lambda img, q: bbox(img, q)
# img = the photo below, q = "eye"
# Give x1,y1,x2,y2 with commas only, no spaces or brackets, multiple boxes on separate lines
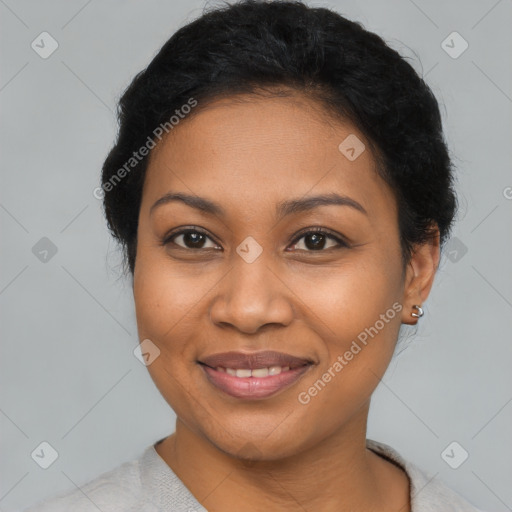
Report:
163,228,221,250
162,226,348,252
288,228,348,252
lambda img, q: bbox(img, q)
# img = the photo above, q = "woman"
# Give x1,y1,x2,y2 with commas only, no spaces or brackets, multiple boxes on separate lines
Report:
26,1,483,510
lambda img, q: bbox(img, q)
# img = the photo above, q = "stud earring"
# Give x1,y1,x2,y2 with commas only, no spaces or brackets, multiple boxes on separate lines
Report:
411,305,424,318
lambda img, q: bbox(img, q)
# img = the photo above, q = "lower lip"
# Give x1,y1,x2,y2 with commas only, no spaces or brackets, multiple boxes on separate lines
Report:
200,364,312,400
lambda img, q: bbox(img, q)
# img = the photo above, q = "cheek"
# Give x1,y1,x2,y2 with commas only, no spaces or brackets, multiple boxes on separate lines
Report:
289,247,403,343
133,244,213,346
289,248,404,407
132,248,209,417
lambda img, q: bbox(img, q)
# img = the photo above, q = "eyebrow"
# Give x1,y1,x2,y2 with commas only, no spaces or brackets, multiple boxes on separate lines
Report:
275,192,367,219
150,192,224,217
149,191,367,218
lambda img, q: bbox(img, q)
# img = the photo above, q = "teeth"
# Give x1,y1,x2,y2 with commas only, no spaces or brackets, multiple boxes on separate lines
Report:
251,367,269,378
217,365,291,378
270,365,289,376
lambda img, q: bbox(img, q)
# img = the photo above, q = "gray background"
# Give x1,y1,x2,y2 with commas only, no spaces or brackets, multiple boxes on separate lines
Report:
1,0,511,510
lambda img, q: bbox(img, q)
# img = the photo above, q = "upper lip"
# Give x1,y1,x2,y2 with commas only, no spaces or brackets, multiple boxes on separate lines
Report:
198,350,314,370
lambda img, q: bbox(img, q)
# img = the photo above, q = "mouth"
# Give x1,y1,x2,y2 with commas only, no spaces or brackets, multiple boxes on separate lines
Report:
197,350,315,400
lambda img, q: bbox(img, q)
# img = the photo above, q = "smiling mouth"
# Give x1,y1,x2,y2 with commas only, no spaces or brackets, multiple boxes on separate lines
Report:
198,361,313,400
200,364,300,377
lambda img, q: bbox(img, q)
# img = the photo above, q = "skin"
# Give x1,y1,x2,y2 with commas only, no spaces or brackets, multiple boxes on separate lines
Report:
132,90,440,512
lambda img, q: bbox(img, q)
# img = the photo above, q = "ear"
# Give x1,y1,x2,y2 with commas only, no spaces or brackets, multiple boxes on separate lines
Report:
401,225,441,325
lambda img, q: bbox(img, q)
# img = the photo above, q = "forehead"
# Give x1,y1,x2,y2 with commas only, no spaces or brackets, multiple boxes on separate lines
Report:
143,93,394,221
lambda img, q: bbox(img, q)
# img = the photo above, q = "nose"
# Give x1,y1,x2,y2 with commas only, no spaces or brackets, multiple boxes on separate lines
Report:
209,254,294,334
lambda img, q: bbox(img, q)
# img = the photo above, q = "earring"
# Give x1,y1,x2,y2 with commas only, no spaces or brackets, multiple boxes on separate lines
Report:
411,305,424,318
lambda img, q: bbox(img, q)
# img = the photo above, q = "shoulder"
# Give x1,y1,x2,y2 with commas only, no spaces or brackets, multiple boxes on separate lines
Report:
367,439,485,512
23,452,146,512
23,442,205,512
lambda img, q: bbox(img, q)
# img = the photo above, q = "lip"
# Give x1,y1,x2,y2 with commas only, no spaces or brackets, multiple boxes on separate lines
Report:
199,363,312,400
198,350,313,370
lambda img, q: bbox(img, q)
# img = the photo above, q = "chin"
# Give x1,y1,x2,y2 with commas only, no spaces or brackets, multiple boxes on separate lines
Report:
204,425,311,462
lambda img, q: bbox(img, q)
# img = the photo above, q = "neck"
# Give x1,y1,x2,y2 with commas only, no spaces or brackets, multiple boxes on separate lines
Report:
155,404,409,511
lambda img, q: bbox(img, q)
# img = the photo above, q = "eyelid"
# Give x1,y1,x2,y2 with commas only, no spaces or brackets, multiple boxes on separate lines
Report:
161,225,221,248
162,225,349,251
289,226,349,248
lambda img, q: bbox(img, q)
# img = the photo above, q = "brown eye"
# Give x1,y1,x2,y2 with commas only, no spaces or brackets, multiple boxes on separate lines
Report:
166,229,220,250
289,229,347,252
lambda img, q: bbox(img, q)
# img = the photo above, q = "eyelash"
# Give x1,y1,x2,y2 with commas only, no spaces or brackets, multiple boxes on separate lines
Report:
289,226,349,250
161,226,349,252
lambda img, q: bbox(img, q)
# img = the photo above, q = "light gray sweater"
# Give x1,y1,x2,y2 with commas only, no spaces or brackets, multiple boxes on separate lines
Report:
24,438,483,511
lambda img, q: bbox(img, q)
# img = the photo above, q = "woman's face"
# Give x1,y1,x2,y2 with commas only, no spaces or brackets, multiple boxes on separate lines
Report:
133,92,422,460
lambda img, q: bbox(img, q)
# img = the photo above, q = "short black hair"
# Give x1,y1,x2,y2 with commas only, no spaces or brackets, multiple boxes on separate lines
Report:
101,0,457,276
